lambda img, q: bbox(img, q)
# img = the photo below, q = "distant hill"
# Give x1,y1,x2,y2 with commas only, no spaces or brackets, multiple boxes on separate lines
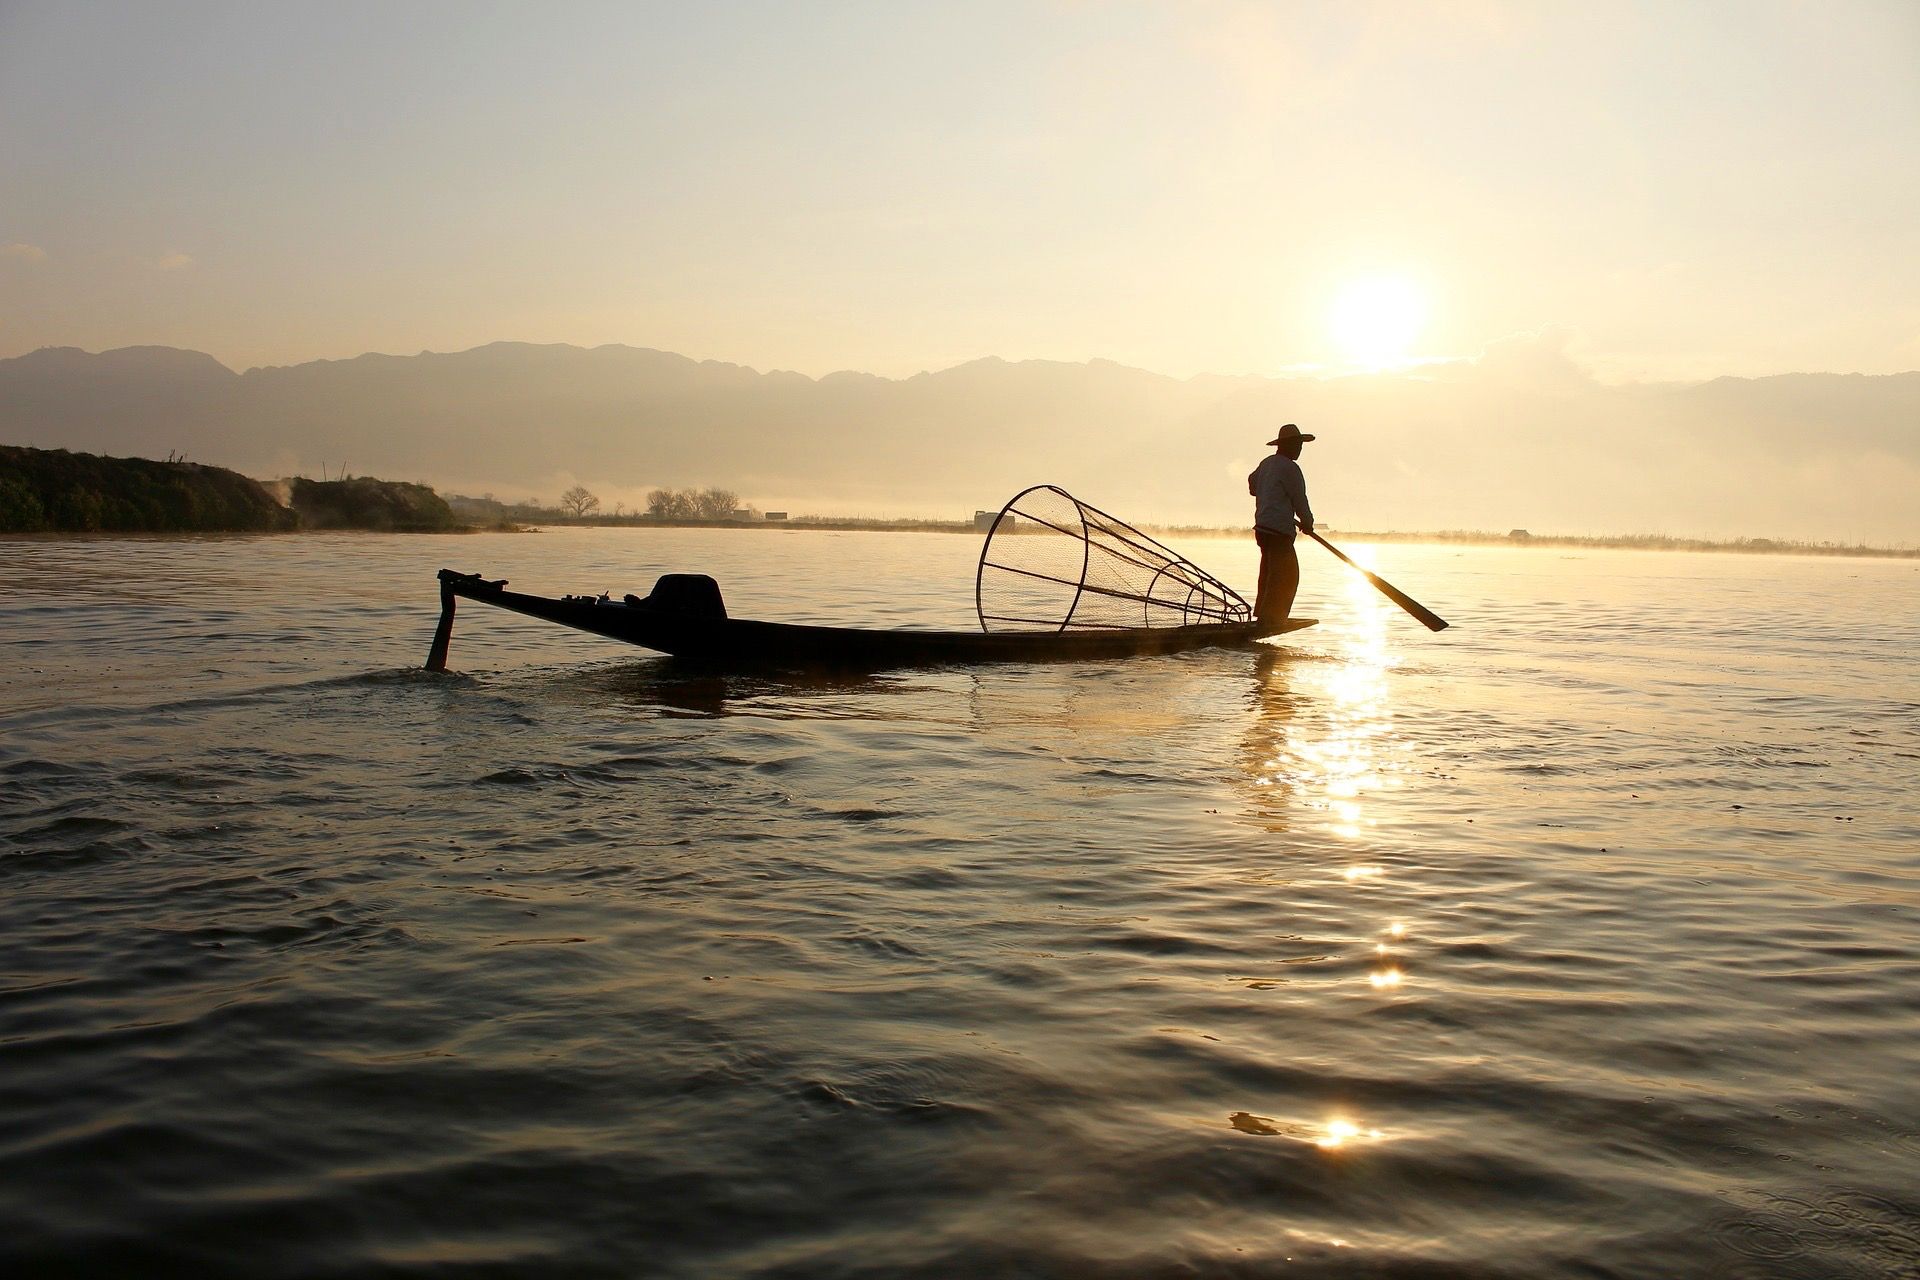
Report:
2,341,1916,542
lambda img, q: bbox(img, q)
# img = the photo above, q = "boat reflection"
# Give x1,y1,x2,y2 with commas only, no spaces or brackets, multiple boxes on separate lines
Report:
526,661,922,718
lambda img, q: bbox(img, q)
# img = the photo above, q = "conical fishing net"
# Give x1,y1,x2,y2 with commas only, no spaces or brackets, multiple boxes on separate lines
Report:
975,485,1252,632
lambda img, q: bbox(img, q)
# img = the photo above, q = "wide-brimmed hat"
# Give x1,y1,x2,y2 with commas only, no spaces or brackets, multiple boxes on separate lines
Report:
1266,423,1316,446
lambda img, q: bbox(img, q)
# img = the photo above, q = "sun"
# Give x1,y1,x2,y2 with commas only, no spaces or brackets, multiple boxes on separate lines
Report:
1328,277,1427,368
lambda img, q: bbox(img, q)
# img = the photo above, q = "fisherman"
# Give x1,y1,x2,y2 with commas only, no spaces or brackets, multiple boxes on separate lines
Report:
1247,423,1314,628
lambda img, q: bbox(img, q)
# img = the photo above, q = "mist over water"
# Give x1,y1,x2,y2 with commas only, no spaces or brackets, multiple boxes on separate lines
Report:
2,529,1916,1277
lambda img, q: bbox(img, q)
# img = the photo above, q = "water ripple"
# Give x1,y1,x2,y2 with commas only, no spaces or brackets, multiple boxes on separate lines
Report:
1,532,1916,1276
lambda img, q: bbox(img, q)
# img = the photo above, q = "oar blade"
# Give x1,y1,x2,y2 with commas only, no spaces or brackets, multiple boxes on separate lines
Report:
1364,571,1449,631
1303,530,1449,632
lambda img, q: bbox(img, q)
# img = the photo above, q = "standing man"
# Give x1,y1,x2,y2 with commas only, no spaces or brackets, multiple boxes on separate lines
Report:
1247,423,1315,629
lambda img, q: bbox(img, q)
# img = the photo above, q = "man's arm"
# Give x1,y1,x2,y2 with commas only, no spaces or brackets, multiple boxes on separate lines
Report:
1288,468,1314,534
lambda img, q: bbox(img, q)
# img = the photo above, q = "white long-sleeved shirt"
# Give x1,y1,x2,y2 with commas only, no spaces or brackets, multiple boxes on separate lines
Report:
1249,454,1313,534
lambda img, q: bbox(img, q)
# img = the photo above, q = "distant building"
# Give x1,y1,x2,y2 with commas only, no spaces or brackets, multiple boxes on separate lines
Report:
975,510,1014,531
1508,529,1532,540
731,509,751,520
764,511,788,521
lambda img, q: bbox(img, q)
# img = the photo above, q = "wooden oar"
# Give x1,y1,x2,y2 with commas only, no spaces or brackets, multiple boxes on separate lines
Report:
1301,528,1449,631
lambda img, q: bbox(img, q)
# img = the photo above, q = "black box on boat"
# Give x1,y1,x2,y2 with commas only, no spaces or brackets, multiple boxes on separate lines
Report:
626,574,727,619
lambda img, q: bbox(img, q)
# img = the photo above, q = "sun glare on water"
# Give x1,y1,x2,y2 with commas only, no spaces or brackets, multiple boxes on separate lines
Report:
1328,277,1427,368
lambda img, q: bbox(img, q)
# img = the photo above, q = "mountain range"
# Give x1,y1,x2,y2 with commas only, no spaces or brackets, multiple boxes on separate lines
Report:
3,339,1916,542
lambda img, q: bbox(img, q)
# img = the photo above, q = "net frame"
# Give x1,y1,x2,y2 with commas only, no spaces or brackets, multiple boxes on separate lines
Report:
973,484,1253,633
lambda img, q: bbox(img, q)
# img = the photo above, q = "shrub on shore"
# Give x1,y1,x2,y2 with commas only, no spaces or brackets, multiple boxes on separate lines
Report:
0,445,297,533
288,476,459,531
0,446,463,534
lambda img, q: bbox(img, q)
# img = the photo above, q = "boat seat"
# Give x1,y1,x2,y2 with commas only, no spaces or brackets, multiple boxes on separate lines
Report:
624,573,728,619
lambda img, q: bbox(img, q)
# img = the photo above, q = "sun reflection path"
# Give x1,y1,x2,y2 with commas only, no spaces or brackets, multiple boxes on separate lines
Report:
1228,1111,1390,1152
1249,555,1404,841
1367,917,1413,991
1244,551,1423,999
1315,1117,1385,1149
1232,559,1424,1164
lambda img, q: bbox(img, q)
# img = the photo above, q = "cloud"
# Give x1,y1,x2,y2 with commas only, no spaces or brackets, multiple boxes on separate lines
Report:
156,252,195,271
1468,326,1595,389
2,243,48,263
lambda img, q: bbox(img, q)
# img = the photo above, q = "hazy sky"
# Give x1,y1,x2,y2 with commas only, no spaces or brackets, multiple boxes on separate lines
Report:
3,1,1917,382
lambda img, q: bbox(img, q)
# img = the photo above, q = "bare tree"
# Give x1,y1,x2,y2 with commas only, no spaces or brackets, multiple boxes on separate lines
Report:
559,485,601,518
647,487,692,519
693,487,739,520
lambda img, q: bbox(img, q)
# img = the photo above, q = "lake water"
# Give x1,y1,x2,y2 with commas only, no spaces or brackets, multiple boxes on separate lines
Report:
2,528,1916,1278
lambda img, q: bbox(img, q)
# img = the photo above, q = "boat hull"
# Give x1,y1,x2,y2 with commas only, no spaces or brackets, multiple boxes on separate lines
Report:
434,571,1314,670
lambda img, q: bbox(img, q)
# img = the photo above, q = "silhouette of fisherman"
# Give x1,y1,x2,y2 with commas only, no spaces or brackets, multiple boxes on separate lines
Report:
1247,423,1314,629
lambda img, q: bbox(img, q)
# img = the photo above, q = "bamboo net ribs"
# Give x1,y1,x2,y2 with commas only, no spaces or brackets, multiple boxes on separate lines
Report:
974,485,1252,633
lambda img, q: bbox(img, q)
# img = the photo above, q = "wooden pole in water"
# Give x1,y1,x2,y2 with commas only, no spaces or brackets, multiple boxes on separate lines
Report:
425,581,457,670
1302,528,1450,632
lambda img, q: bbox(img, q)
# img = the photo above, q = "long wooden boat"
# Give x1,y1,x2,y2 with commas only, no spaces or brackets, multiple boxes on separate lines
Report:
427,569,1314,670
424,485,1319,671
